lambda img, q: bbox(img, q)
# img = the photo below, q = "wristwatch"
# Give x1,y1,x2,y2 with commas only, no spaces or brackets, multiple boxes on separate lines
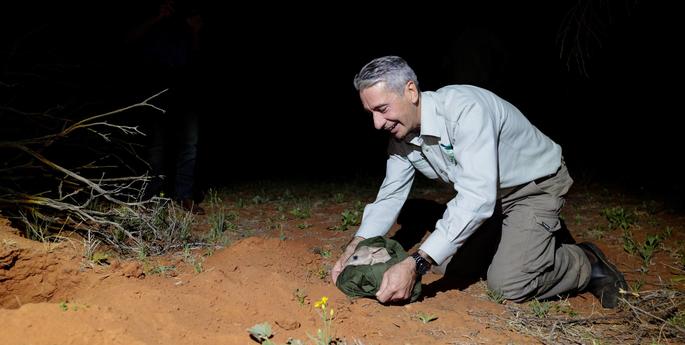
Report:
411,252,431,276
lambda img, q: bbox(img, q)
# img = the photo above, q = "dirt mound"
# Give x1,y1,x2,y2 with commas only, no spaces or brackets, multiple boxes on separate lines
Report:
0,217,535,345
0,218,83,309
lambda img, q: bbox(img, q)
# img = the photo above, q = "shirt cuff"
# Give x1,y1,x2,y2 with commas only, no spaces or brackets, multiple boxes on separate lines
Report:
419,231,459,266
355,221,389,239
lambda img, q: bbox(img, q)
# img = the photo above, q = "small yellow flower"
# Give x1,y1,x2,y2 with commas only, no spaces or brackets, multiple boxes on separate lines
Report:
330,308,334,317
314,296,328,309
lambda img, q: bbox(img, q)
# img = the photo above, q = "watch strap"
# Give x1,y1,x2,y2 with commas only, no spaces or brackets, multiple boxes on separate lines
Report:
411,252,431,275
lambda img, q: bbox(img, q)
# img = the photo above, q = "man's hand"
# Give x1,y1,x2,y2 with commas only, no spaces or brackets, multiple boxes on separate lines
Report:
331,236,365,284
375,257,417,303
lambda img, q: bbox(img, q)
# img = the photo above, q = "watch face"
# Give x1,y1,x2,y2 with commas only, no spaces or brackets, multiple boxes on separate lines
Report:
412,253,429,275
419,261,429,275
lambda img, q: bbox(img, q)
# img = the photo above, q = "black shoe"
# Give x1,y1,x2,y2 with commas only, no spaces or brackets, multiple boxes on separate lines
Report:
577,242,628,308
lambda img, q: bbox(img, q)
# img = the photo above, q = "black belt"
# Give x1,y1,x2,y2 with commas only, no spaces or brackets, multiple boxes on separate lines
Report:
533,165,561,184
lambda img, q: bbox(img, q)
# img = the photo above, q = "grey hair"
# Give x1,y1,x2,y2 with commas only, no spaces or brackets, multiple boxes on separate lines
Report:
353,56,419,94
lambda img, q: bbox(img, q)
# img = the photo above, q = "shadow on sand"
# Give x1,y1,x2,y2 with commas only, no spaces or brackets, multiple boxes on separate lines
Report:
390,198,576,299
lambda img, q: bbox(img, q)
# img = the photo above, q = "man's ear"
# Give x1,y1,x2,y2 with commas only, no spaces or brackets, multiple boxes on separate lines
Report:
405,81,419,104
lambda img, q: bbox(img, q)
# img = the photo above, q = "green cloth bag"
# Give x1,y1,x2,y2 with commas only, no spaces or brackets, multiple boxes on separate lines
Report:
335,236,422,302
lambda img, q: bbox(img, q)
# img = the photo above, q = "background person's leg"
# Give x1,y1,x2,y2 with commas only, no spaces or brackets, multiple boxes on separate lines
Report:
144,114,167,200
174,110,203,214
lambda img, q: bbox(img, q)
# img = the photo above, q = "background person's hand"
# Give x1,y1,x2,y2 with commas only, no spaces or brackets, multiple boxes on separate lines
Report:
331,236,364,284
186,14,203,33
159,0,175,18
375,257,417,303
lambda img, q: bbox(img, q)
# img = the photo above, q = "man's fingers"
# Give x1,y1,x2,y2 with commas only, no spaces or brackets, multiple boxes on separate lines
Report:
331,264,341,283
331,255,348,284
375,273,391,302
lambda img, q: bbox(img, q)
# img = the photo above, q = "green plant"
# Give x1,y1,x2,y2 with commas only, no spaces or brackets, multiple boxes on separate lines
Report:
90,251,110,265
315,265,329,280
148,265,177,276
663,226,673,238
136,243,149,262
622,229,638,255
641,200,660,215
289,205,311,219
667,311,685,328
183,245,204,273
293,288,307,306
631,277,645,294
486,288,506,304
248,322,275,344
206,188,222,206
280,189,294,201
341,209,361,226
332,192,345,203
58,301,68,312
312,247,332,259
601,206,637,230
638,234,661,268
553,301,577,317
329,203,363,231
252,195,269,205
586,225,607,240
414,312,438,324
297,222,311,230
530,299,551,318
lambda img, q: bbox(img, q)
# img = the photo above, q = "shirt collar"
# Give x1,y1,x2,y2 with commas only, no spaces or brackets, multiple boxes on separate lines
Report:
408,91,439,146
419,92,440,138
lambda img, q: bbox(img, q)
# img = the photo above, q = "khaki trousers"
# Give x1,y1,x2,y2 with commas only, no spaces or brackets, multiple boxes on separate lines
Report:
434,161,591,301
487,161,591,301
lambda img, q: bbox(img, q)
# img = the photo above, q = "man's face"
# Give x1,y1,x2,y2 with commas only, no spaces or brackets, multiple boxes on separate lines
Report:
359,82,420,140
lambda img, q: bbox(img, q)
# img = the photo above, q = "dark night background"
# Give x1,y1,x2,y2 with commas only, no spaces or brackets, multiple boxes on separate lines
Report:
1,1,682,205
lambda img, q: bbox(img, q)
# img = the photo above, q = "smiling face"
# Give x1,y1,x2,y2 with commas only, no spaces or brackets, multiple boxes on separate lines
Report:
359,81,421,140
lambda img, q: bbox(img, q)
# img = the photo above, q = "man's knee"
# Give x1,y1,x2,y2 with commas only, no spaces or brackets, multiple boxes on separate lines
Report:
486,266,536,302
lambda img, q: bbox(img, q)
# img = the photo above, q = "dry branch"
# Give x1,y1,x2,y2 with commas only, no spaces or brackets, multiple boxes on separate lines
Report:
0,89,209,256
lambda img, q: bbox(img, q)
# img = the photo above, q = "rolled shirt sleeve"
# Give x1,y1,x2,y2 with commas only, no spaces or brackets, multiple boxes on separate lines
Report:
419,102,498,265
355,151,415,239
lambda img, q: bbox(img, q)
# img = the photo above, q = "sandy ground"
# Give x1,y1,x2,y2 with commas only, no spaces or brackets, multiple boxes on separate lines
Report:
1,181,684,344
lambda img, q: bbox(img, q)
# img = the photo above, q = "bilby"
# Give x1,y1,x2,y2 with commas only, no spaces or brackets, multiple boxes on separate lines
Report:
344,246,392,267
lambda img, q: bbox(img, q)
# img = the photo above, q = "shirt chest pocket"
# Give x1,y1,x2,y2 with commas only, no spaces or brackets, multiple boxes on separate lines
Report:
408,153,438,180
439,143,457,165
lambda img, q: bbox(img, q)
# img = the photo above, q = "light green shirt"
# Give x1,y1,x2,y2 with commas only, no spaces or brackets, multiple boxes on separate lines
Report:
356,85,562,265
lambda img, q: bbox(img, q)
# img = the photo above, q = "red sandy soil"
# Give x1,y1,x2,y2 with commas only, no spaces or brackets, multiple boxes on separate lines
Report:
1,181,684,345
